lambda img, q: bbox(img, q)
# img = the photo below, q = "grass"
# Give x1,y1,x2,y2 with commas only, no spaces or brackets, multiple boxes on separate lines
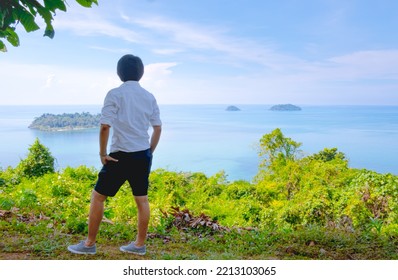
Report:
1,162,398,260
1,217,398,260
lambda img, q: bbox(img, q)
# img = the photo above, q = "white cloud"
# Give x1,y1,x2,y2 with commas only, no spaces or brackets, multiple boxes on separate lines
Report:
140,62,178,94
152,48,185,55
52,6,308,71
88,45,132,54
132,16,283,67
0,61,181,105
54,4,145,43
327,50,398,80
43,74,56,89
0,62,119,105
2,2,398,106
137,48,398,105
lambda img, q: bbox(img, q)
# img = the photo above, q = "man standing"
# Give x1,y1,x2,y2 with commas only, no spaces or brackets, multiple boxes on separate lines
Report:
68,54,162,255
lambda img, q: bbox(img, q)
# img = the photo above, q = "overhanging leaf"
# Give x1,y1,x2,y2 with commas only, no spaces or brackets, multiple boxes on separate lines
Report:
22,0,40,16
1,0,99,50
44,28,54,39
43,0,67,12
37,6,53,26
16,8,40,32
36,6,54,38
5,27,19,47
0,9,6,28
0,40,7,52
75,0,98,8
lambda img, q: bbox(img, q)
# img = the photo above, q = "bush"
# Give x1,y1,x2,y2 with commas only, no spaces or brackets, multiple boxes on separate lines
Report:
2,128,398,248
17,138,55,178
342,170,398,229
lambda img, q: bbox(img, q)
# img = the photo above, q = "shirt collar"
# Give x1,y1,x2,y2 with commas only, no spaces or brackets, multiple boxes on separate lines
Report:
123,80,140,85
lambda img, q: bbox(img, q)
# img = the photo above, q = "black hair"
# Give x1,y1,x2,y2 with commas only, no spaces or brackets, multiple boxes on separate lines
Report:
117,54,144,82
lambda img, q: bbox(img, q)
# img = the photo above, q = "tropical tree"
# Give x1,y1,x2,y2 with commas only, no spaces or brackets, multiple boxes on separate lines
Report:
257,128,302,172
308,147,347,163
17,138,55,178
0,0,98,52
255,129,302,200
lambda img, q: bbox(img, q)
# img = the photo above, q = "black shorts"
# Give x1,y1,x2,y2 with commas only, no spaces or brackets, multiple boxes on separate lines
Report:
94,149,152,197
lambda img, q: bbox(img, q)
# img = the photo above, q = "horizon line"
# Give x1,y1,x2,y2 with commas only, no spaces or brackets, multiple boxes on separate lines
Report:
1,103,398,107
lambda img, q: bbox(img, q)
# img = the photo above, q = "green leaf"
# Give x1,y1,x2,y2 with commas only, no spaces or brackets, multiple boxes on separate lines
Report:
44,28,55,39
0,9,6,27
0,40,7,52
37,6,54,26
43,0,67,12
16,8,40,32
36,6,54,38
3,6,19,29
22,0,40,16
75,0,98,8
5,27,19,47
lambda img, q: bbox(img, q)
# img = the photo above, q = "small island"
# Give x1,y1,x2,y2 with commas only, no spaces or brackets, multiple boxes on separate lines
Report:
226,105,241,111
29,112,101,131
269,104,302,111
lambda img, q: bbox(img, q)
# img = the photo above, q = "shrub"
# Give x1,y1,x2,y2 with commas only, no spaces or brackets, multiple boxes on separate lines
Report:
0,197,15,210
17,138,55,178
343,170,398,229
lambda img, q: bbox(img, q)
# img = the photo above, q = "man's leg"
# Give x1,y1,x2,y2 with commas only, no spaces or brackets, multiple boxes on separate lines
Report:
86,190,107,246
134,195,150,247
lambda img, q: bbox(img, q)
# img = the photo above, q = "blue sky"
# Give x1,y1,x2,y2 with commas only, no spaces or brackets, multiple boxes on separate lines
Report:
1,0,398,105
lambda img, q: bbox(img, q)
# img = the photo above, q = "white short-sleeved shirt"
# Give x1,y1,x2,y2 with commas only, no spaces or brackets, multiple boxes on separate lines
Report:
100,81,162,153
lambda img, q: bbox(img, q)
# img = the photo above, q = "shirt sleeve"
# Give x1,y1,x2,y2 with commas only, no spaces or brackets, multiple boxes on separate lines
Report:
100,91,118,126
150,98,162,126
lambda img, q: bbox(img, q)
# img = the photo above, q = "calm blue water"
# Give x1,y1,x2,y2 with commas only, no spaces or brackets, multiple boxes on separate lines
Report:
0,104,397,181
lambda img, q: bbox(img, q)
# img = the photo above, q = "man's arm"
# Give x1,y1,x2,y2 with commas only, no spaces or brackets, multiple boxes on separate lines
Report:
150,125,162,153
99,124,118,165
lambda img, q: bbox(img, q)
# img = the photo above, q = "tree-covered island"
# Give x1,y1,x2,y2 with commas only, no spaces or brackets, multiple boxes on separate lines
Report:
270,104,302,111
29,112,101,131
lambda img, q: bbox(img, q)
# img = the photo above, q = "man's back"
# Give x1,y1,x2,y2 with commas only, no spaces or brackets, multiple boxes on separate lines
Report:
100,80,162,153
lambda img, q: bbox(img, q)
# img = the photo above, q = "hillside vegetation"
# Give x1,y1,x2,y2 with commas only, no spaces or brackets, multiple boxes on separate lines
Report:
29,112,100,131
1,129,398,260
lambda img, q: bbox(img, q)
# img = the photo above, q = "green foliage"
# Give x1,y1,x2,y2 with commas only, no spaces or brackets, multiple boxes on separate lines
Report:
0,196,15,210
252,129,398,237
0,0,98,52
342,170,398,230
1,129,398,236
308,147,347,163
257,128,302,175
1,128,398,259
16,138,55,178
0,166,21,186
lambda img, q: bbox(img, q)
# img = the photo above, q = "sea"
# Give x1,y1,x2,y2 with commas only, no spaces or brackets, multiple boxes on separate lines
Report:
0,104,397,181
